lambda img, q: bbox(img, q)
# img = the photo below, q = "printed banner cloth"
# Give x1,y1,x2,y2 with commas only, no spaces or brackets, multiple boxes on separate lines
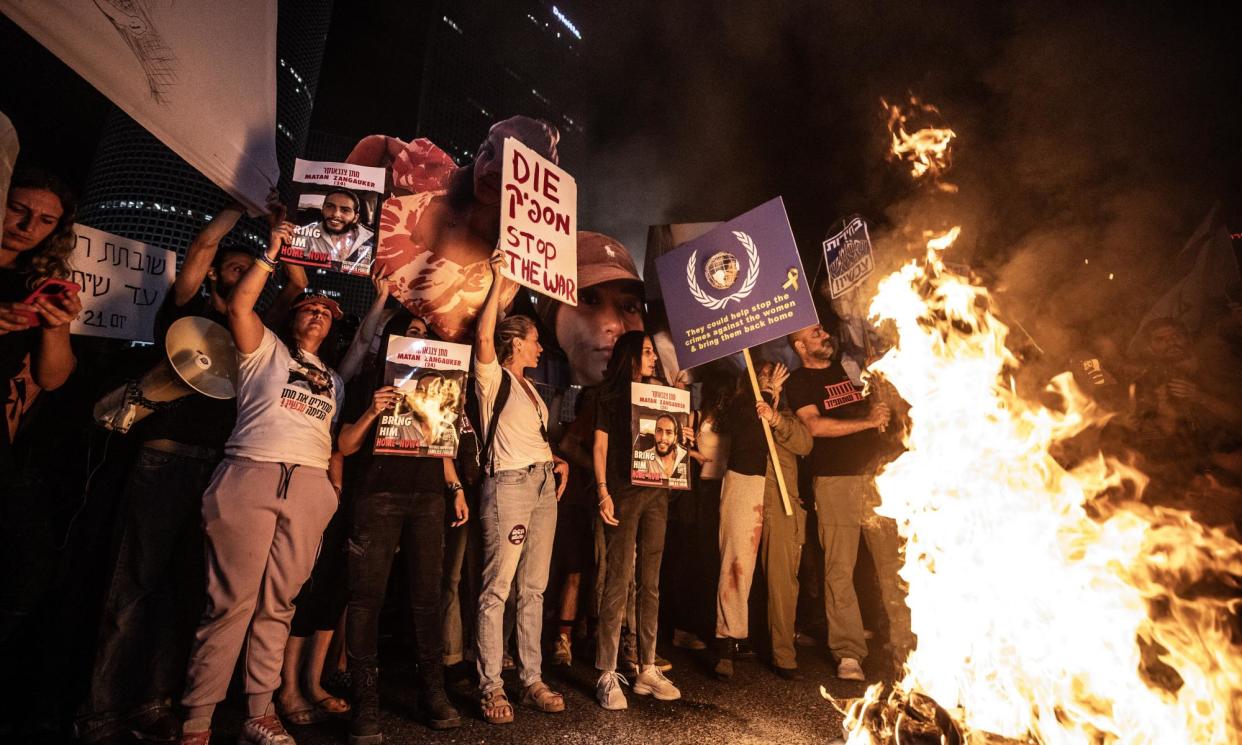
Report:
69,224,176,342
630,382,691,490
375,335,470,457
1,0,279,212
655,197,820,370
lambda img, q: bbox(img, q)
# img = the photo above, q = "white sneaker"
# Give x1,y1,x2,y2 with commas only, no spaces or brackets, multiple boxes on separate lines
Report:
672,629,706,650
837,657,866,681
238,714,296,745
633,664,681,701
596,671,629,710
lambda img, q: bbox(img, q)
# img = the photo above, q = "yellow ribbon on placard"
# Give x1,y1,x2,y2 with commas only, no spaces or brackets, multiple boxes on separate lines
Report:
783,268,799,292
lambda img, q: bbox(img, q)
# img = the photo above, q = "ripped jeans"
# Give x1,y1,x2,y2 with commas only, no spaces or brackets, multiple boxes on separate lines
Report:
346,490,446,684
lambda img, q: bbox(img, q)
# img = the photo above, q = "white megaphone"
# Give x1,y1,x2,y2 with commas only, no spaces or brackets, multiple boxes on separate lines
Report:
93,316,238,433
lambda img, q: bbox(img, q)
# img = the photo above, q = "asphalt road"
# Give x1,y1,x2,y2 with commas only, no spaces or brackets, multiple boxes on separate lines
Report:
202,641,876,745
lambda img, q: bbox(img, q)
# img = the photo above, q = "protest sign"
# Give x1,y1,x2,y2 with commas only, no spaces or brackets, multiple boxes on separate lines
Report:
374,335,470,457
69,225,176,343
629,382,691,490
498,137,577,305
822,215,874,299
283,158,385,276
655,197,819,371
0,0,279,212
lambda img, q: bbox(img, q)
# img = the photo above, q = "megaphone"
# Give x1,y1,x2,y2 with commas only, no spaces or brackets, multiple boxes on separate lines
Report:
94,316,238,433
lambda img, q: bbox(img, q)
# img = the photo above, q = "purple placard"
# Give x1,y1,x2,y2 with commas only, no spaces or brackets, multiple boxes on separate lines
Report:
655,197,820,370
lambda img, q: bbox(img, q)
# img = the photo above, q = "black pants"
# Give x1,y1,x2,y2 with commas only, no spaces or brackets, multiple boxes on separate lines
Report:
662,478,721,643
346,490,445,686
80,444,213,724
290,502,350,637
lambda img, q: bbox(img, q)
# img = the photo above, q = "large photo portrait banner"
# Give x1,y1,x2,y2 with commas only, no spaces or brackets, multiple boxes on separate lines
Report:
375,335,471,458
629,382,691,491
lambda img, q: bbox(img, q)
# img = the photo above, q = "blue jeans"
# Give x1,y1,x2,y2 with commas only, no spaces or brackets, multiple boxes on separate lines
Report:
475,462,557,692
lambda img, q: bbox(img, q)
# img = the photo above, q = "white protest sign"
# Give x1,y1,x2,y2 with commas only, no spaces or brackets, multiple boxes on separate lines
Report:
69,225,176,342
822,216,875,299
499,137,578,305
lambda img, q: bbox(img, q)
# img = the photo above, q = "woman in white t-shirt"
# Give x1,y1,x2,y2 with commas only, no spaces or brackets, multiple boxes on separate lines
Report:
178,217,344,745
472,251,569,724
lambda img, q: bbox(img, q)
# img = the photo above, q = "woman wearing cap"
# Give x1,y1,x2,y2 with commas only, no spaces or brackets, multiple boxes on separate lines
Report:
178,215,345,745
473,250,569,724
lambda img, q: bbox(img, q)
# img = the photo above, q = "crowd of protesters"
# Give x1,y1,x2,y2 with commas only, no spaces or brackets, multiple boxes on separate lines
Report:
2,116,1240,745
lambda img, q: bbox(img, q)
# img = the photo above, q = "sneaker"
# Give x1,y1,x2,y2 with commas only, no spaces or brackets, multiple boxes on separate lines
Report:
714,637,734,680
552,632,573,666
837,658,866,681
773,665,804,681
239,714,295,744
128,704,180,743
672,629,706,651
632,664,681,701
596,671,628,710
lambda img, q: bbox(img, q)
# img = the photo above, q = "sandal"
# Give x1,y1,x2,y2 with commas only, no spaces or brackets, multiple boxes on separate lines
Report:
480,687,514,724
521,681,566,713
314,695,351,716
275,699,327,726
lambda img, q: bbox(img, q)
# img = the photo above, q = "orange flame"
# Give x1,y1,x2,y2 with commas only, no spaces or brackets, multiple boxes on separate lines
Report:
837,227,1242,743
884,96,958,193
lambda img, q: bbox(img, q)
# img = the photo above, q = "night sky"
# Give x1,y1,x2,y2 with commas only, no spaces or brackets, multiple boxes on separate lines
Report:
4,1,1240,351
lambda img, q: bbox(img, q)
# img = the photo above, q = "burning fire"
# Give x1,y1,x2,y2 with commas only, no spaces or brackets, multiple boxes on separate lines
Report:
884,96,958,193
834,227,1242,744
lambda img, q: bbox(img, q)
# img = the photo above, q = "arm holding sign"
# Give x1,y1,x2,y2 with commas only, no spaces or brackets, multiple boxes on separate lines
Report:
338,385,400,456
229,211,295,354
474,251,510,366
338,269,392,383
173,200,245,307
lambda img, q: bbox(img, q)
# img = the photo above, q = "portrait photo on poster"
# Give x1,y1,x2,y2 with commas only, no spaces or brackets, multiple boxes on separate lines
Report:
373,335,471,458
629,381,691,490
283,158,386,276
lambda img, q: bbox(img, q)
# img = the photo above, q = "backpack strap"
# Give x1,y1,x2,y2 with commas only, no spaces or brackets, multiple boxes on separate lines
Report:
482,369,512,477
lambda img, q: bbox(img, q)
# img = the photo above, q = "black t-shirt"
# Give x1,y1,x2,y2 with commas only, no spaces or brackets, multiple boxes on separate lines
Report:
595,384,632,488
345,361,447,496
127,292,237,448
717,390,769,477
785,362,884,477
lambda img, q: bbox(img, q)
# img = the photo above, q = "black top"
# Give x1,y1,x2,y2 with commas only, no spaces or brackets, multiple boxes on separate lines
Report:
346,360,447,496
0,269,41,468
717,389,770,477
128,292,237,449
785,362,884,477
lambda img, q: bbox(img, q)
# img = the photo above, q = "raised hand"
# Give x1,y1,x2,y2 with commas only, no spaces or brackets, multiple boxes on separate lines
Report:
370,385,401,417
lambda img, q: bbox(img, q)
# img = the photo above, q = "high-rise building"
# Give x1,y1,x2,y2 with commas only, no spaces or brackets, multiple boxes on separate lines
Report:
76,1,333,271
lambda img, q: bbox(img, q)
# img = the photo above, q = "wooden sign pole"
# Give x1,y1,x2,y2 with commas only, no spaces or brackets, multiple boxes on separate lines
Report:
742,347,793,516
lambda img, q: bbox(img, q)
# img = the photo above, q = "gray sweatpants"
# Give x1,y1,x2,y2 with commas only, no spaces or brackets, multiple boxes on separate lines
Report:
181,457,338,720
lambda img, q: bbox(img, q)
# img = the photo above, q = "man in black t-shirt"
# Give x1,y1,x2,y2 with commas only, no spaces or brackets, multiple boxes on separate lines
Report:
784,323,912,683
77,198,307,745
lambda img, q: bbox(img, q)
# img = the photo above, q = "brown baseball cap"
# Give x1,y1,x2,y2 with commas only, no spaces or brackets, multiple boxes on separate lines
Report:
535,231,642,328
291,291,344,320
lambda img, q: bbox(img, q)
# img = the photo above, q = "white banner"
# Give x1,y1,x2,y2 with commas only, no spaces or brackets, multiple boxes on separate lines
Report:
499,137,578,305
69,224,176,342
0,0,279,212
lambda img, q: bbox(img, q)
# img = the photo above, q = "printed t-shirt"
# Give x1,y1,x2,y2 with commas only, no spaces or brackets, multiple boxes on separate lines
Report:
474,355,552,472
785,362,883,477
129,292,237,449
225,327,342,469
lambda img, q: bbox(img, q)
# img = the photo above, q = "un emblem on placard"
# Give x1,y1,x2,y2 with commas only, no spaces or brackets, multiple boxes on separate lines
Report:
686,231,760,310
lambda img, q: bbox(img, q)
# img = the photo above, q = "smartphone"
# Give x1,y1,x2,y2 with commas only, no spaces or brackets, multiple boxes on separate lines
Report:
15,278,80,324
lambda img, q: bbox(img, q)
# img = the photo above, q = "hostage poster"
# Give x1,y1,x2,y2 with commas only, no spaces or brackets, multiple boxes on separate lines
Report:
630,382,691,490
283,158,385,276
374,335,470,457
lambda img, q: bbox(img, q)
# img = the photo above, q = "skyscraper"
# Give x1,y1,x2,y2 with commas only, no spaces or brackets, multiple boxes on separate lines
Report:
76,1,333,266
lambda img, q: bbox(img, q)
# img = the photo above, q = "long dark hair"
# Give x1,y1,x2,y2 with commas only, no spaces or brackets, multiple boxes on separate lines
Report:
600,331,660,404
7,166,77,285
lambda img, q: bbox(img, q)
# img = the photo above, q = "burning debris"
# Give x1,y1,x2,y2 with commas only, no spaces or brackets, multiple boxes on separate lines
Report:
883,96,958,194
828,99,1242,745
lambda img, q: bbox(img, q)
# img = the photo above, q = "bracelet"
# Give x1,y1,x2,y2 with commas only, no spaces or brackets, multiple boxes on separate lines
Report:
254,258,275,273
446,481,463,494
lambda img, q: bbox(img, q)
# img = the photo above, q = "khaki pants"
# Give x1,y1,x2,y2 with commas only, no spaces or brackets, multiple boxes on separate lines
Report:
761,476,806,669
813,475,912,662
715,471,765,640
181,458,338,719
